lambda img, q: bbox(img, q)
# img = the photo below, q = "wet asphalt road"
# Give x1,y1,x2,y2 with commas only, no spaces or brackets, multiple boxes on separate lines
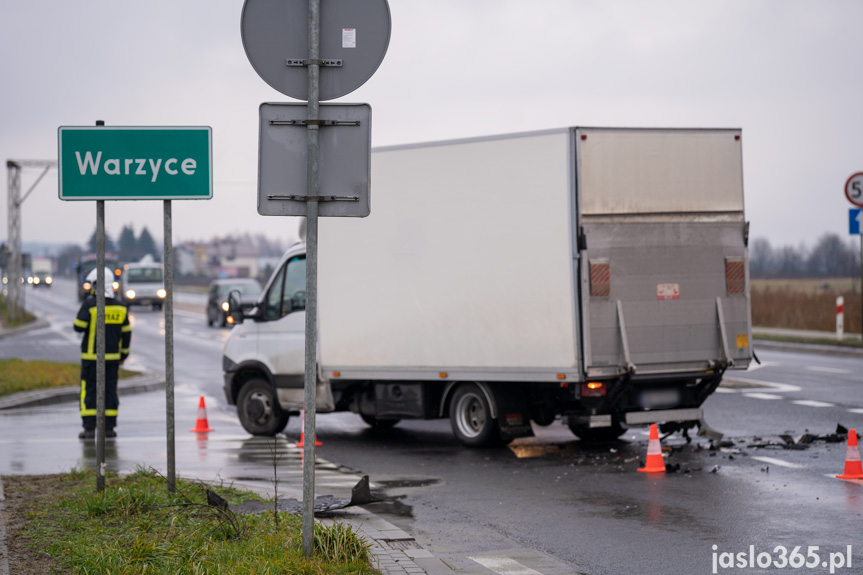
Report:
3,279,863,575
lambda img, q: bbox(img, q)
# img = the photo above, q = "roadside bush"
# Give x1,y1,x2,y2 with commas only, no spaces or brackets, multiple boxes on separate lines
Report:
752,287,861,334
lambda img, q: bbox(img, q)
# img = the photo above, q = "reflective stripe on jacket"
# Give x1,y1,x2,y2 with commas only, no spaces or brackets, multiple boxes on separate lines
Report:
73,295,131,361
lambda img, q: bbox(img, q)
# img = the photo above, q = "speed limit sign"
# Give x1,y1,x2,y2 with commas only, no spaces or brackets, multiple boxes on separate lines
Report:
846,172,863,207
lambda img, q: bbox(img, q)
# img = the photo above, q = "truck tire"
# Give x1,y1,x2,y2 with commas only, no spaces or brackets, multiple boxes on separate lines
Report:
237,379,289,436
360,414,400,429
568,421,626,443
449,383,501,447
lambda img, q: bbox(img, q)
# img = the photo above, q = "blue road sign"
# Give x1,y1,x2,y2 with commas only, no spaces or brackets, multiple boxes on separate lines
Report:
851,208,863,235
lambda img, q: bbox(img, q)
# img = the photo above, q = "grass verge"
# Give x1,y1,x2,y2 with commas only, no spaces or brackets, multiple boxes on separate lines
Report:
0,293,35,328
753,332,863,349
0,359,140,398
7,467,378,575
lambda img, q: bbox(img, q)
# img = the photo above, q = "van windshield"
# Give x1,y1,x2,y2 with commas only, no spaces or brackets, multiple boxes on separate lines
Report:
127,268,163,283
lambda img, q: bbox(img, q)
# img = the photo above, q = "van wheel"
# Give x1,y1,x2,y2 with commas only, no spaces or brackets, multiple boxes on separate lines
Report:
237,379,289,436
360,414,400,428
449,383,500,447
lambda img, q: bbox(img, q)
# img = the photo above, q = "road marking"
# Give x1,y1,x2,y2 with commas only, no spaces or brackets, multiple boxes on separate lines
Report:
848,409,863,414
792,400,834,408
714,388,737,394
751,456,803,469
742,393,783,400
807,366,850,375
722,377,800,393
746,361,777,372
469,556,542,575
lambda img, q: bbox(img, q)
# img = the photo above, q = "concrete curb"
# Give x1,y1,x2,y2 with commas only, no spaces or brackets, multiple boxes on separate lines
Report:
0,317,50,340
0,373,166,410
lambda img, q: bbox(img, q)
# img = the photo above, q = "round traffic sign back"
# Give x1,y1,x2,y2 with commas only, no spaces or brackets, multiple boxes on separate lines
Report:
846,172,863,207
241,0,391,102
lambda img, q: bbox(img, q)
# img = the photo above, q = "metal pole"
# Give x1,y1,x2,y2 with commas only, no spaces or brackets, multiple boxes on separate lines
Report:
163,200,176,493
860,233,862,337
302,0,321,558
96,199,106,492
6,162,21,323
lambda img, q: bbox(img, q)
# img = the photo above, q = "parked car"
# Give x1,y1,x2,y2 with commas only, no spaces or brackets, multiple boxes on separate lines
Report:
207,278,263,327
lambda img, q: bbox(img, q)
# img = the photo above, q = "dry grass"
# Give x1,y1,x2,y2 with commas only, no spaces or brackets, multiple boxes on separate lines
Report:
752,279,862,334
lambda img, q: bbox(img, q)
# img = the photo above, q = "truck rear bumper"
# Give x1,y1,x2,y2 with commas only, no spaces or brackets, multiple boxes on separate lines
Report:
624,408,703,426
570,408,703,428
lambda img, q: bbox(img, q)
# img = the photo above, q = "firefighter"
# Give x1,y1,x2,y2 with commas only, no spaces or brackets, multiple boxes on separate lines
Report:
73,267,132,439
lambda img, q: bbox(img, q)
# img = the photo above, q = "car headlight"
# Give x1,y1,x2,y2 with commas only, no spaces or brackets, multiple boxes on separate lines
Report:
33,277,40,284
45,276,52,284
157,289,167,298
125,289,136,299
83,281,91,291
221,301,230,312
27,276,33,284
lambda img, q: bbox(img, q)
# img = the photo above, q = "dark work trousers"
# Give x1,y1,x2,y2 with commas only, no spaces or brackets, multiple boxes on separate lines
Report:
80,360,120,430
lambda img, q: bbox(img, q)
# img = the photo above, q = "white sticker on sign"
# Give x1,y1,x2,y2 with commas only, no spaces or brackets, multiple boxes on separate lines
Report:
657,283,680,300
342,28,356,48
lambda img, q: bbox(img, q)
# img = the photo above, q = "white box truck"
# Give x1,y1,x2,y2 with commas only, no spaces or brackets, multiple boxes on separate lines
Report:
222,127,752,446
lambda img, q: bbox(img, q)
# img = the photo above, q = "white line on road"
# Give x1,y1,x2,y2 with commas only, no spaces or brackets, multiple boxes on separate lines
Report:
792,400,835,408
751,456,804,469
806,366,850,375
742,393,783,400
469,556,543,575
721,377,801,393
848,409,863,414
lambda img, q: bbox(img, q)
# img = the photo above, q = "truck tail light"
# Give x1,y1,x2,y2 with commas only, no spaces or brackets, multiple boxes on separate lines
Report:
589,260,610,297
581,381,606,397
725,257,745,295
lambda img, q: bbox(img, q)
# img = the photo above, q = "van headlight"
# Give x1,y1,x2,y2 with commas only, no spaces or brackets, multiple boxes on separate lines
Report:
157,289,167,299
125,289,136,299
221,301,230,312
45,276,52,285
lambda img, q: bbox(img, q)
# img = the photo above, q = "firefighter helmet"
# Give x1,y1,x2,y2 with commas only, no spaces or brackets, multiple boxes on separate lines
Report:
85,267,115,298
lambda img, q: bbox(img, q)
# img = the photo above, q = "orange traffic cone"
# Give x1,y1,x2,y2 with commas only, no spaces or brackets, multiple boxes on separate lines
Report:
190,396,214,433
638,424,666,473
295,408,322,447
836,429,863,480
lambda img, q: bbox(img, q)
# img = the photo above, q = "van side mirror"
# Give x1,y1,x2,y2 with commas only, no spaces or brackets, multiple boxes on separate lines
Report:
226,290,244,325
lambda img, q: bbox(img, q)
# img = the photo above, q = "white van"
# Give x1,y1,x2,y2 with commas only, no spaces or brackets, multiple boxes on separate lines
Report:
120,259,166,310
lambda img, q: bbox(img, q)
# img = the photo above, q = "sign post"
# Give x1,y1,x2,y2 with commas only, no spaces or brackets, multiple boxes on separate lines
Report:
59,124,212,493
241,0,390,556
845,173,863,339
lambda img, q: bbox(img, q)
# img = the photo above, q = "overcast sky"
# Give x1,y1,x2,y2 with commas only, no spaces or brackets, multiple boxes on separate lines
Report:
2,1,863,253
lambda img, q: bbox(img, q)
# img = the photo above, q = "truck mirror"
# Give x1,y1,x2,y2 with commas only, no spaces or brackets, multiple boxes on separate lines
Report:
227,290,244,325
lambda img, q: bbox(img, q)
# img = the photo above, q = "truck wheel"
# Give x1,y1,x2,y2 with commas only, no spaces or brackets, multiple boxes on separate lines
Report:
237,379,289,436
360,414,400,428
568,421,626,443
449,383,500,447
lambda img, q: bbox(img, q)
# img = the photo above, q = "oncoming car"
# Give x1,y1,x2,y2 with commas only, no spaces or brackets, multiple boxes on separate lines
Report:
207,278,262,327
120,262,166,310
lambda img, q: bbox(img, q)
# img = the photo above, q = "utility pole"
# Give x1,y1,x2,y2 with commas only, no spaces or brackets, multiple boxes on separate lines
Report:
5,160,56,322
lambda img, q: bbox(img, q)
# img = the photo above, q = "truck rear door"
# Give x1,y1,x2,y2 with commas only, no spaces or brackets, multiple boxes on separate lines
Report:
575,128,752,378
